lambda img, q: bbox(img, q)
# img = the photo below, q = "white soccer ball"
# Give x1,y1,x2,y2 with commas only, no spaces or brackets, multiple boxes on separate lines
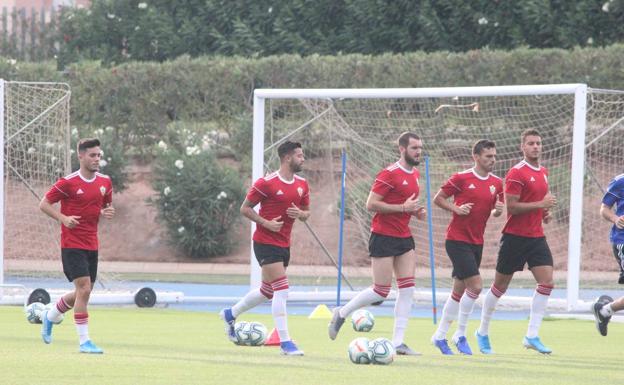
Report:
351,309,375,332
368,337,395,365
25,302,45,324
44,302,63,324
244,321,268,346
233,321,249,346
348,337,372,364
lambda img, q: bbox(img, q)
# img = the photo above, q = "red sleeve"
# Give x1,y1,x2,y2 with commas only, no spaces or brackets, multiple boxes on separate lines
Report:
45,178,70,204
104,179,113,205
301,182,310,207
497,180,505,203
440,173,462,197
371,169,393,196
246,177,268,205
505,168,524,196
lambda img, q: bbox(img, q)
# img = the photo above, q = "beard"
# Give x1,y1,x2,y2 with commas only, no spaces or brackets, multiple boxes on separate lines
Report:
291,162,303,173
405,154,420,166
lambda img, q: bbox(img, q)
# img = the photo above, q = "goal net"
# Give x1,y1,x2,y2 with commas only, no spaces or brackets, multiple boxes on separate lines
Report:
0,81,71,303
251,85,624,312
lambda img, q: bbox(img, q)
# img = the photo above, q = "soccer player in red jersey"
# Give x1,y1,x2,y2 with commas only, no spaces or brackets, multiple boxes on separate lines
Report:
39,138,114,354
475,129,558,354
220,141,309,356
328,132,426,356
431,140,504,355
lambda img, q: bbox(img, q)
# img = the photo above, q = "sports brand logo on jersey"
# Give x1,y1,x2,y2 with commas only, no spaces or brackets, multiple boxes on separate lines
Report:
100,186,106,196
489,185,496,195
468,183,476,189
297,187,304,197
276,190,284,195
402,180,408,185
530,176,536,182
76,188,84,195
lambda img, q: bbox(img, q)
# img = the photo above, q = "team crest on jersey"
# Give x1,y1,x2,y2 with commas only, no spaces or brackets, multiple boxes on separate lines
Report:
297,187,304,197
489,185,496,195
100,186,106,196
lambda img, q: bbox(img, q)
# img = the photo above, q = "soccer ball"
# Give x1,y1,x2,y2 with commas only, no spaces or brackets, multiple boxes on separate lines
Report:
348,337,372,364
233,322,249,345
44,302,63,324
25,302,45,324
244,322,268,346
351,309,375,332
368,337,395,365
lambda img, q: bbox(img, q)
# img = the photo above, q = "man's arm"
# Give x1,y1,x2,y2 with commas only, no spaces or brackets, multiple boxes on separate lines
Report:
240,198,283,232
39,197,80,229
366,191,422,214
505,193,556,215
286,203,310,221
433,189,473,215
600,203,624,229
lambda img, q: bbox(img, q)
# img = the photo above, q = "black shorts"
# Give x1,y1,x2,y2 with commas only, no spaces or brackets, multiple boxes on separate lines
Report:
613,243,624,273
496,233,553,274
445,240,483,280
253,242,290,267
368,233,415,258
61,248,99,282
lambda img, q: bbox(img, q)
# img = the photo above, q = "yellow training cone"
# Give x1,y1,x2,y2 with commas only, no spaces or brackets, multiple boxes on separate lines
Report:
308,304,333,319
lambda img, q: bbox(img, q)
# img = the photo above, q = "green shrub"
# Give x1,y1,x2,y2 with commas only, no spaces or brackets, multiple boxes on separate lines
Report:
151,148,245,258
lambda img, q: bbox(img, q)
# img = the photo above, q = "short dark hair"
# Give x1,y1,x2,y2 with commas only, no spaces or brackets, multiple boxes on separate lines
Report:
397,132,421,148
521,129,541,144
472,139,496,155
277,141,302,160
77,138,101,153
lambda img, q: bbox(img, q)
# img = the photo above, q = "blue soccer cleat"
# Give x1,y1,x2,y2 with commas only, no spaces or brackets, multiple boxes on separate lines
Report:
475,331,494,354
432,338,454,355
40,310,55,344
523,336,552,354
219,308,237,343
79,340,104,354
453,335,473,355
280,340,304,356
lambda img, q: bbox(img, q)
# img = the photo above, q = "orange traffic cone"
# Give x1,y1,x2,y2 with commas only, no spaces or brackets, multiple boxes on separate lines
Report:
264,328,280,346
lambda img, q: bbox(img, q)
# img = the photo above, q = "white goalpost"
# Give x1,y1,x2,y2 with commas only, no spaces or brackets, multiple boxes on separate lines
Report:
251,84,624,312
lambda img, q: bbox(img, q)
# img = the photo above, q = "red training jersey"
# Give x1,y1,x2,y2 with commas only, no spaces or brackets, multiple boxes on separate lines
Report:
370,162,420,238
45,171,113,250
246,171,310,248
440,168,504,245
502,160,549,238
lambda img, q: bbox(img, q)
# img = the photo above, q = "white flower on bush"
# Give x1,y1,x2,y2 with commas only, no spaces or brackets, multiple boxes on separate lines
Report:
138,2,148,9
7,58,16,65
95,128,104,136
135,26,140,31
71,127,78,136
163,186,171,196
105,126,114,132
186,145,200,156
27,147,36,154
107,13,115,19
602,1,611,12
99,159,108,167
478,17,488,25
587,37,594,45
157,140,168,150
177,226,185,233
100,150,105,158
217,191,227,200
174,159,184,169
51,156,57,163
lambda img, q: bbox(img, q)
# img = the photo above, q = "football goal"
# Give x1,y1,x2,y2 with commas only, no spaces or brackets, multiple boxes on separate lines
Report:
251,84,624,312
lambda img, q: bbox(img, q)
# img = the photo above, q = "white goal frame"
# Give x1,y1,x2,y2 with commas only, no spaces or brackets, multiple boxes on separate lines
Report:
251,84,588,311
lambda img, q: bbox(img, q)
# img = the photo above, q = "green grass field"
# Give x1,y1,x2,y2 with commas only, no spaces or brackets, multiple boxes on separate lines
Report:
0,306,621,385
